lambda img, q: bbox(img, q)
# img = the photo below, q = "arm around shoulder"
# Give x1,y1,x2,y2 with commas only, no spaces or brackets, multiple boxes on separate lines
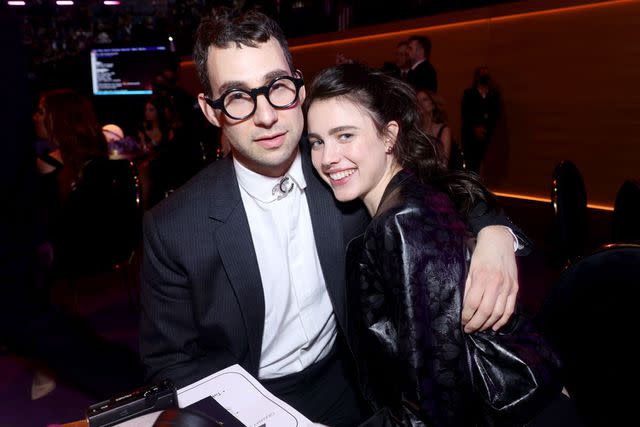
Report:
463,200,531,333
467,201,531,256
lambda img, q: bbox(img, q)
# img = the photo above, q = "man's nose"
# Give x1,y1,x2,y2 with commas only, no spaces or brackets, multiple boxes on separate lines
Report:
252,94,278,127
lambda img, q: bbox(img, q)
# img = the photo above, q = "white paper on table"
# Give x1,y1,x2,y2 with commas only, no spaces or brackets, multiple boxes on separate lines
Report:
177,364,314,427
113,411,162,426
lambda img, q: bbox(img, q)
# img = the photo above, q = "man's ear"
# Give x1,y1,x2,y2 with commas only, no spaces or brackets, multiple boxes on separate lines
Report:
197,93,221,128
296,69,306,104
299,84,306,104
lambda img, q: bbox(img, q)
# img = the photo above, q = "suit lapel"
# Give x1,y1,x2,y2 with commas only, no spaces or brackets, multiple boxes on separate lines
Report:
208,158,264,376
301,152,348,331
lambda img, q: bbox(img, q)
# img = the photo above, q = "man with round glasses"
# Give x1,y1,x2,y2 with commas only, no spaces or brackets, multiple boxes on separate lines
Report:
139,7,530,426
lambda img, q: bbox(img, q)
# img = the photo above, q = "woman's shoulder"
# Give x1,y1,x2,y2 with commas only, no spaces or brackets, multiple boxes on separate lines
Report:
433,123,449,140
377,173,455,214
371,172,465,235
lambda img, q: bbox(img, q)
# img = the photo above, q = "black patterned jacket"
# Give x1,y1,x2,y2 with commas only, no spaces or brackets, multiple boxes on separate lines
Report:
347,170,481,427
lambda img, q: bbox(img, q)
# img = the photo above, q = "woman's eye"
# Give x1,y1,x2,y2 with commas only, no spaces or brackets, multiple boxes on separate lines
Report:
309,139,323,149
338,133,353,141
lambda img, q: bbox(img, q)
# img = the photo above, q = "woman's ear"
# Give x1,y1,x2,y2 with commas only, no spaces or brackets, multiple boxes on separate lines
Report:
384,121,400,152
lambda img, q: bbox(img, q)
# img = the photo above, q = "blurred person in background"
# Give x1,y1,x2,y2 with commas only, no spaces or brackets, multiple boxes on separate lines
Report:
406,35,437,93
138,95,173,153
380,40,412,80
461,66,500,174
33,89,111,279
416,88,451,167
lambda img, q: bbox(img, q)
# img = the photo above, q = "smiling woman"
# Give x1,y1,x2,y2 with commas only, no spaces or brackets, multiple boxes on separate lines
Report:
303,63,584,427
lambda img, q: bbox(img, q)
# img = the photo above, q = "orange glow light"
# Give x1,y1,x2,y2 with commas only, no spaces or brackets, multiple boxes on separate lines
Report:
493,191,614,212
289,0,634,51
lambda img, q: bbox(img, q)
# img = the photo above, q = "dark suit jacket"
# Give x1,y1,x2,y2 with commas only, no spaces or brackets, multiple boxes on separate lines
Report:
139,147,369,387
407,60,438,93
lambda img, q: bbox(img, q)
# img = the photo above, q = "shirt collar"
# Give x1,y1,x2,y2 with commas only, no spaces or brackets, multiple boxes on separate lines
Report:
233,150,307,203
411,58,426,70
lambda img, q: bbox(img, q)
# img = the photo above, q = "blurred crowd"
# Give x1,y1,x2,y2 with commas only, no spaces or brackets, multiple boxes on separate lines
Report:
17,0,516,83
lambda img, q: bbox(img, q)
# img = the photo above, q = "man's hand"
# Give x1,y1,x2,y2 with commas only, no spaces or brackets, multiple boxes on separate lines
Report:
462,225,519,333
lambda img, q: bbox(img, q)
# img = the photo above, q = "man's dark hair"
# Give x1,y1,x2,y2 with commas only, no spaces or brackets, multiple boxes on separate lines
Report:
409,35,432,57
397,40,409,48
194,7,296,97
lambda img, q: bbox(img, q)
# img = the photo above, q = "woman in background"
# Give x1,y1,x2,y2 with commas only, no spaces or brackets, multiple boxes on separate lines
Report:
137,94,173,152
35,89,109,201
31,88,109,399
416,88,451,167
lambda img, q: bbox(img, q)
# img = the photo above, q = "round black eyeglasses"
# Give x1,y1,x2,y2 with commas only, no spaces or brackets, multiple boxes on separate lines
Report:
204,76,304,120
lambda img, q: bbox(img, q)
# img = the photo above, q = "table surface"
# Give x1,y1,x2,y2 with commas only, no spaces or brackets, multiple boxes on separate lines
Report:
60,420,87,427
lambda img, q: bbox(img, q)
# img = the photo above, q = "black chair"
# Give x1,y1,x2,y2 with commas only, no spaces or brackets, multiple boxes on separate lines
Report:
448,140,467,171
612,179,640,243
550,160,587,264
536,243,640,427
56,158,143,308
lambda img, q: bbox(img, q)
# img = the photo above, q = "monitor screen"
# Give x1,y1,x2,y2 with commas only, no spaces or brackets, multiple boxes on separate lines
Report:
90,46,169,96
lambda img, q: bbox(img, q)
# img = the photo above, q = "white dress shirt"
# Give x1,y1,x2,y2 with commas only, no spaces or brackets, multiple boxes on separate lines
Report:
233,153,336,379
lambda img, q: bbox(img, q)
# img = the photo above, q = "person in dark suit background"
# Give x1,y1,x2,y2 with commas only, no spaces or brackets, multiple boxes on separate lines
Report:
0,5,143,400
139,7,529,426
461,66,501,174
406,35,438,93
380,40,412,81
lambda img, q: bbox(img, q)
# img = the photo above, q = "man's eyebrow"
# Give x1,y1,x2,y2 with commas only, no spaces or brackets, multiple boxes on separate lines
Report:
217,80,248,95
263,69,291,82
216,70,291,96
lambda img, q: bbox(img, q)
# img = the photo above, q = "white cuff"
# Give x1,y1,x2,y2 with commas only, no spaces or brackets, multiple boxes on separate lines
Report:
499,226,521,252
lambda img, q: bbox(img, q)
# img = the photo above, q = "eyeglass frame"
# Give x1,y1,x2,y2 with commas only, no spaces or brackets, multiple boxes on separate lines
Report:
203,75,305,120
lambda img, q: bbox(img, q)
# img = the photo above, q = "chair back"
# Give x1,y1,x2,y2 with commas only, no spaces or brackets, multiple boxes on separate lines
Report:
550,160,587,262
448,140,467,171
537,243,640,426
612,179,640,243
60,158,142,274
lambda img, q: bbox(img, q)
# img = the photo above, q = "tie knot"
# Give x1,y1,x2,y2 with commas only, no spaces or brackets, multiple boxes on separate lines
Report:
272,175,295,200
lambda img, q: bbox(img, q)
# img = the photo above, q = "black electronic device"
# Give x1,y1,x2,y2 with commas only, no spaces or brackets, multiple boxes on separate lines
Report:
87,379,178,427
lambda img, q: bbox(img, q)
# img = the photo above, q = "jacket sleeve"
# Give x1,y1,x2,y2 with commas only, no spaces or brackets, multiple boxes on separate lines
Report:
467,201,532,256
362,206,473,426
139,210,236,388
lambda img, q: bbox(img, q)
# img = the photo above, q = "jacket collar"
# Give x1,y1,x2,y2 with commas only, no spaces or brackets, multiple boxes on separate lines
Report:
375,169,413,217
205,156,264,375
